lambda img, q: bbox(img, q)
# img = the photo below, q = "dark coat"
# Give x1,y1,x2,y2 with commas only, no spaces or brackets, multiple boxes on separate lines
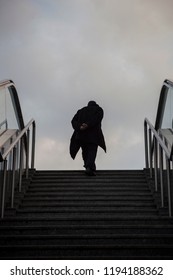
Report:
70,102,106,159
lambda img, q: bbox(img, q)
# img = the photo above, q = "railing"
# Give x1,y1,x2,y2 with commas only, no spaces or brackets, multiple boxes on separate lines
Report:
144,118,173,217
0,119,8,129
0,119,36,218
0,79,14,88
0,79,25,132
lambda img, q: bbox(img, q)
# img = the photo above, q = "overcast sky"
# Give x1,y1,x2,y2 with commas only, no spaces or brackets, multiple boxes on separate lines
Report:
0,0,173,170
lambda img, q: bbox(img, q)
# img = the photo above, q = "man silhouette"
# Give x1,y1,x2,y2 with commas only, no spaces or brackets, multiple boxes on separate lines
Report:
70,101,106,175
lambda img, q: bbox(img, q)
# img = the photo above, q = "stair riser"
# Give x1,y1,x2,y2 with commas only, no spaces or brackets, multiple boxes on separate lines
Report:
32,179,147,184
35,171,145,175
0,218,170,226
21,202,155,207
0,228,173,235
30,183,148,187
22,195,153,201
17,207,157,212
0,237,173,246
0,247,173,260
23,194,154,199
26,188,153,195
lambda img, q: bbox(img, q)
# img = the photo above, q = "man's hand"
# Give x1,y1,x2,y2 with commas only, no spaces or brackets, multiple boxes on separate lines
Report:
80,123,88,130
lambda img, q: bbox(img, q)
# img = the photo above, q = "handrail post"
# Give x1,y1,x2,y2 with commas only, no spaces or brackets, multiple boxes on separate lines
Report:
26,128,30,179
159,144,164,207
166,159,173,217
11,147,17,208
31,122,36,169
1,160,7,218
19,138,24,192
149,128,153,178
144,121,149,168
154,136,158,192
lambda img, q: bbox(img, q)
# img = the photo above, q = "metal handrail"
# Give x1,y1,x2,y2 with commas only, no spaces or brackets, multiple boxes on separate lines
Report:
0,119,36,218
144,118,170,160
0,119,8,129
155,79,173,131
144,118,173,217
0,79,14,89
1,119,35,160
0,79,26,145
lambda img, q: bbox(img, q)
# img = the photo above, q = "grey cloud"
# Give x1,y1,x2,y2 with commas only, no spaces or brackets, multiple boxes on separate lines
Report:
0,0,173,169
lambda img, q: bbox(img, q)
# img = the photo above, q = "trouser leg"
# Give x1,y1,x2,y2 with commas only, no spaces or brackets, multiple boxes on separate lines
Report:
81,143,98,171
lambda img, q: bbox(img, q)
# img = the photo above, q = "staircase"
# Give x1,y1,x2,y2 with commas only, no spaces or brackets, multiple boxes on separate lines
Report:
0,169,173,260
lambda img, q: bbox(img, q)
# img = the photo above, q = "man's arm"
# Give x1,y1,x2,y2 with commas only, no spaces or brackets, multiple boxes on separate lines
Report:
71,110,83,131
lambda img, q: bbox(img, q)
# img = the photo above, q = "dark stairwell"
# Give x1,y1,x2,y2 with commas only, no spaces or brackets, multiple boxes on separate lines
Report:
0,169,173,259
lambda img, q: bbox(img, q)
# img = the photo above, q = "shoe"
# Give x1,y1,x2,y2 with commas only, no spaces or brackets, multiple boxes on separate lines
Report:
85,167,96,176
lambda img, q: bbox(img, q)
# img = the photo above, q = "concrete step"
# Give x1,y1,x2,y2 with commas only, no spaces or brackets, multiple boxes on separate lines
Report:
25,191,153,196
32,177,147,182
0,244,173,260
0,224,173,235
0,215,171,226
21,201,155,207
0,234,173,246
16,211,158,219
35,170,145,175
23,196,154,201
17,206,158,213
29,182,149,192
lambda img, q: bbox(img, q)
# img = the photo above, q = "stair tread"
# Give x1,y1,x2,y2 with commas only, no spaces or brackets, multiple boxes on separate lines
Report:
1,244,173,249
17,208,158,212
1,224,173,229
21,203,155,207
1,215,169,221
1,234,173,238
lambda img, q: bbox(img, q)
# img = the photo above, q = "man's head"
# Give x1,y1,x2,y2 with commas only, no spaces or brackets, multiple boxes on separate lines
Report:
88,100,97,106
